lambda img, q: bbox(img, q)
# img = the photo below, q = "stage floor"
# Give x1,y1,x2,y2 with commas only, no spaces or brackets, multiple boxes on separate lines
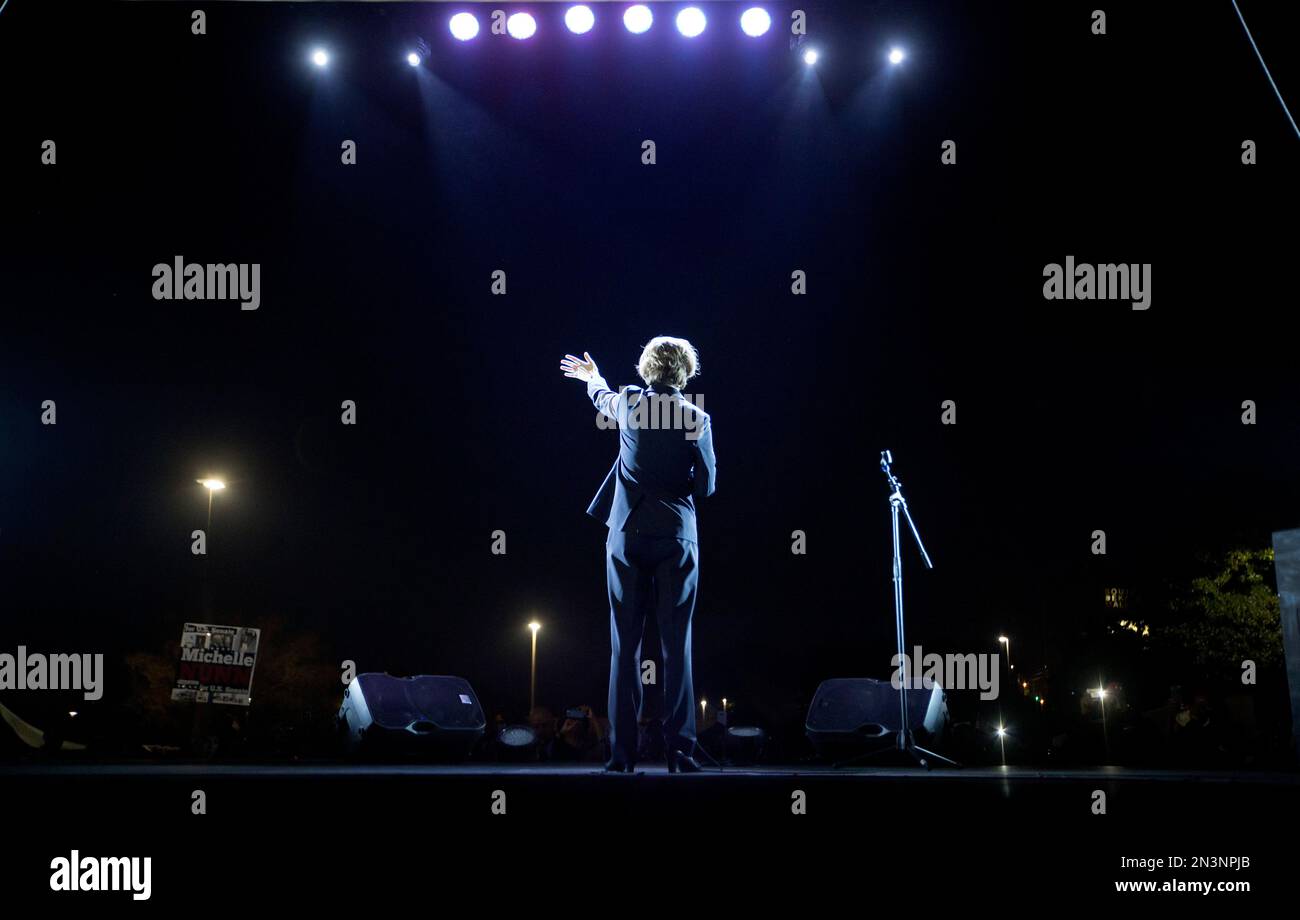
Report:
5,761,1300,783
6,760,1293,901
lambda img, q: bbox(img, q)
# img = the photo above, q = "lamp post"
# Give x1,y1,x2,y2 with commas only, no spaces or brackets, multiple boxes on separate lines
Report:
198,479,226,538
1097,684,1110,762
528,621,541,715
998,635,1012,670
197,479,225,617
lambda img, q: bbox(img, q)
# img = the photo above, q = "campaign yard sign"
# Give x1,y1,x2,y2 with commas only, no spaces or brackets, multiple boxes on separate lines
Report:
171,623,260,706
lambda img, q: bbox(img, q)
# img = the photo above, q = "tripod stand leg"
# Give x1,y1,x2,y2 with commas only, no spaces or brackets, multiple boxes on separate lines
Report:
912,744,961,768
831,733,961,769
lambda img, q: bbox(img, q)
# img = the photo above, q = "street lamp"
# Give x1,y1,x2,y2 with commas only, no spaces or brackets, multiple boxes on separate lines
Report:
998,635,1012,670
1097,682,1109,761
996,724,1008,765
197,479,226,616
197,478,226,543
528,621,541,715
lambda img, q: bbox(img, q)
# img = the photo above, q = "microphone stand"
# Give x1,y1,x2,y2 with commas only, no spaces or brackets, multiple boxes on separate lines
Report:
838,451,960,770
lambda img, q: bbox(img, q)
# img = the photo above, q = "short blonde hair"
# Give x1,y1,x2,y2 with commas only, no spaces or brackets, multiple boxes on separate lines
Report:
636,336,699,389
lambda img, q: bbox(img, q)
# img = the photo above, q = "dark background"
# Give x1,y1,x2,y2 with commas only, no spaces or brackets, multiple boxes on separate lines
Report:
2,1,1298,749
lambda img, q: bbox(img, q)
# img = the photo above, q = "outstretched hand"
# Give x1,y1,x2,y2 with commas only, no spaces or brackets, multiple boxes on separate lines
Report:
560,352,599,384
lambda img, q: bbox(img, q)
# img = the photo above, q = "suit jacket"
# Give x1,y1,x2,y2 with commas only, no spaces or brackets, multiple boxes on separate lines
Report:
585,375,716,543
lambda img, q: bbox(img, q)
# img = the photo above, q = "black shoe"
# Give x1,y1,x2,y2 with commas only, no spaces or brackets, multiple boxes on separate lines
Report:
667,749,703,773
604,758,635,773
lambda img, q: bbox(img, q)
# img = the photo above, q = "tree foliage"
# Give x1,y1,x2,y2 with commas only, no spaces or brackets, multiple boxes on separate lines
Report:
1161,548,1282,677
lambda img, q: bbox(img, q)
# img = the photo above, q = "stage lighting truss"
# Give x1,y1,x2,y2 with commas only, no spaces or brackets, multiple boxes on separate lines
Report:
385,8,805,68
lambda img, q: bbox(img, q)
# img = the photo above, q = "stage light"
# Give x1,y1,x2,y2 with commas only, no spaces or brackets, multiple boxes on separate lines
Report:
676,7,706,38
740,7,771,37
499,725,537,747
407,38,430,68
624,4,653,34
311,48,329,68
726,725,768,765
198,479,226,491
497,724,539,762
507,12,537,40
802,48,819,66
996,725,1007,737
889,47,906,65
449,12,480,41
566,4,595,34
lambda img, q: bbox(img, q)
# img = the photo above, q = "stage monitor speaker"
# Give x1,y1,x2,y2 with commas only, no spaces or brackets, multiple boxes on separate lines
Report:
805,677,948,760
339,673,485,761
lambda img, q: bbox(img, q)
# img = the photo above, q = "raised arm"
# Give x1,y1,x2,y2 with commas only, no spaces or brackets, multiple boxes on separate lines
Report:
561,351,625,422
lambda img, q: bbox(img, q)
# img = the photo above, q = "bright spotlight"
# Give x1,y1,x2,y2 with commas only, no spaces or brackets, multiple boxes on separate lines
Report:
740,7,772,37
803,48,819,66
889,46,906,65
406,52,421,67
507,12,537,40
676,7,706,38
311,48,329,68
996,725,1007,737
449,12,480,41
624,4,653,34
565,5,595,34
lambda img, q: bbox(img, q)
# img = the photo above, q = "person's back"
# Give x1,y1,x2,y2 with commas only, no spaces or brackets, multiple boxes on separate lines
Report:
561,336,716,772
611,386,712,541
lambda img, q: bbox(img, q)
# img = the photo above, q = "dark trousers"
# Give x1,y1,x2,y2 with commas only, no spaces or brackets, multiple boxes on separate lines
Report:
605,530,699,763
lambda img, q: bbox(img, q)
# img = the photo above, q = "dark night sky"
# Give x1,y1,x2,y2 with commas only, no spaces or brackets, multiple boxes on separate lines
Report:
2,1,1298,727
